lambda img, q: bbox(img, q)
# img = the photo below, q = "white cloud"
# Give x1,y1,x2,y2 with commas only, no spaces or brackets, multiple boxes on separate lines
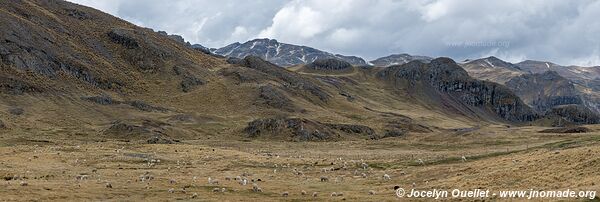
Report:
259,4,325,39
67,0,600,66
421,0,450,22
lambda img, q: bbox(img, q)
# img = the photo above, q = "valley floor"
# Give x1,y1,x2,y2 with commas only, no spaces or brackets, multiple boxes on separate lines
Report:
0,125,599,201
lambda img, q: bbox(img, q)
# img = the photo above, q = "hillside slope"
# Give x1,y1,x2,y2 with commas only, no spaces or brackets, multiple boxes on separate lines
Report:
0,0,545,143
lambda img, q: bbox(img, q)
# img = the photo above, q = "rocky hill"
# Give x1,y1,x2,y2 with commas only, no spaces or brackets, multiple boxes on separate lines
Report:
505,71,600,124
505,71,582,111
214,38,366,67
378,58,538,122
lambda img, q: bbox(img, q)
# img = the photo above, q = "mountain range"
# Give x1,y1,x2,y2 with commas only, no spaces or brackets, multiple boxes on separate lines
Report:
459,57,600,125
1,0,600,144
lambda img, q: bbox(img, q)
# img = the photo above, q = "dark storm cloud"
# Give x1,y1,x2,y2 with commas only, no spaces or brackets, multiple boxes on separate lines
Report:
69,0,600,66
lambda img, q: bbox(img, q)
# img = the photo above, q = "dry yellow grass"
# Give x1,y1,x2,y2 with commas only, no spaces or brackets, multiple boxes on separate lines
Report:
1,125,598,201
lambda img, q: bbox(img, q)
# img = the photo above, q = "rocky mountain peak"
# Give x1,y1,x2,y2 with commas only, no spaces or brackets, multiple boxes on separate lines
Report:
468,56,522,70
370,53,433,67
214,38,366,67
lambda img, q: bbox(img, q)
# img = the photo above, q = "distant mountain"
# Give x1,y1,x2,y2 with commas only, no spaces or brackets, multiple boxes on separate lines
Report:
214,38,366,67
505,71,600,124
378,58,538,122
459,56,600,124
506,71,581,109
460,56,526,84
370,54,432,67
517,60,600,91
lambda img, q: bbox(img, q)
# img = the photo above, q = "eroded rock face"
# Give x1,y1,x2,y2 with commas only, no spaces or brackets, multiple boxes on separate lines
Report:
244,117,377,141
379,58,538,122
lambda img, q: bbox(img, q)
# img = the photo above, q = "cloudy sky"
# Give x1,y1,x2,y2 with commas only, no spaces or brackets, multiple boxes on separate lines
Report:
68,0,600,66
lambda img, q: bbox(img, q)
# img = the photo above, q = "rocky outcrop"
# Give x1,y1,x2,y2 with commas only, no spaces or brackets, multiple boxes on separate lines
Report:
379,58,538,122
104,121,150,136
127,100,167,112
326,124,376,137
82,94,118,105
173,66,206,92
215,38,366,67
244,117,377,141
546,105,600,124
539,126,591,133
156,30,217,56
180,75,205,92
82,95,167,112
306,58,352,71
191,44,212,54
108,28,139,49
383,130,406,138
103,120,176,144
